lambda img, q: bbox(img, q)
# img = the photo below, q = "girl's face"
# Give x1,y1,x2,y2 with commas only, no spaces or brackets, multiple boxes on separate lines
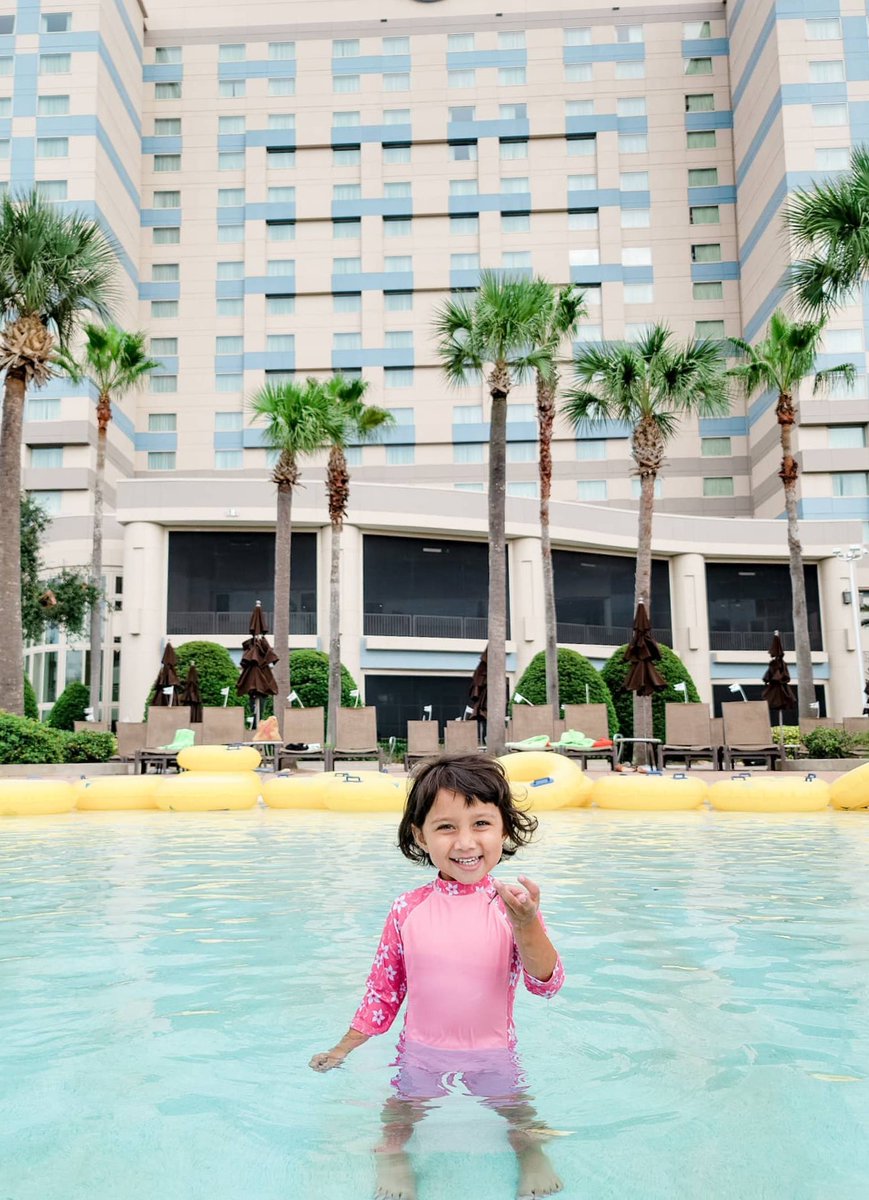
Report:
412,788,505,884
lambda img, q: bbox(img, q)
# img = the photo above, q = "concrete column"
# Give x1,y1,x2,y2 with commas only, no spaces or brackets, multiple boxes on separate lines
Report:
669,553,712,702
818,554,859,719
119,522,167,720
509,535,545,680
337,522,364,693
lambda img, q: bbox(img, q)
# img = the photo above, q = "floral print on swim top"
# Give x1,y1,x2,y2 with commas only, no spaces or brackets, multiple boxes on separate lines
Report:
350,874,564,1052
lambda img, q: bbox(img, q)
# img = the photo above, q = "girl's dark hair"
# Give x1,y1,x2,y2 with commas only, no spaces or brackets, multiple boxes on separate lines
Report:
397,753,538,866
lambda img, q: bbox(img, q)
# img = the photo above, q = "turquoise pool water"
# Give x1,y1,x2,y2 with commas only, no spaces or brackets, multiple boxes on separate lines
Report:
2,810,869,1200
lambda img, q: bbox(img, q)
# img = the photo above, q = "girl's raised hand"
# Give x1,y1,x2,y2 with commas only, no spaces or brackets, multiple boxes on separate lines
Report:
492,875,541,929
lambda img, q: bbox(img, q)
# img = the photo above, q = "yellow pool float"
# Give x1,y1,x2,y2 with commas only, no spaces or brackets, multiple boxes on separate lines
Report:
321,771,407,813
176,745,261,772
498,751,591,810
591,773,707,811
830,762,869,810
76,776,159,811
0,780,76,816
154,771,260,811
262,774,329,809
709,774,829,812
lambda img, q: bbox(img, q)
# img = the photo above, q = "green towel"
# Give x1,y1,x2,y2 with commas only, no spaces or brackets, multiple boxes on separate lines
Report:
552,729,595,749
158,728,196,752
506,734,552,750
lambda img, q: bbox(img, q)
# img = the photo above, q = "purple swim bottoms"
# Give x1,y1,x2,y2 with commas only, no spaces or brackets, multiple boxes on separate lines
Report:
392,1041,527,1101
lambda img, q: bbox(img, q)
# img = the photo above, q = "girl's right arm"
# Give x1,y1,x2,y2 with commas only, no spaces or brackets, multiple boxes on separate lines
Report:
309,1028,370,1072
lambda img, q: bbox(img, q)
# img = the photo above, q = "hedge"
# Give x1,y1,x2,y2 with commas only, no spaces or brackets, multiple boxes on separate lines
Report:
47,681,90,730
23,675,38,720
170,641,242,709
513,648,619,735
601,643,701,741
61,730,117,763
0,712,66,763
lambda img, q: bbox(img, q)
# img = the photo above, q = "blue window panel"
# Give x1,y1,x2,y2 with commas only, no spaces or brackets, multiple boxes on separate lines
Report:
681,38,728,57
245,276,296,294
329,271,414,292
691,262,740,282
798,498,869,521
377,423,416,446
216,280,245,299
218,133,247,152
246,202,297,221
134,432,177,452
781,82,847,105
446,49,527,70
143,64,184,82
815,353,865,372
453,422,490,443
214,431,244,451
38,31,99,52
244,352,297,371
333,349,416,368
850,101,869,143
0,118,10,137
215,354,244,372
217,207,246,225
563,44,644,64
39,377,95,400
332,55,410,75
688,185,736,205
15,0,39,35
245,130,297,150
332,351,363,370
243,428,269,449
699,417,748,437
141,209,182,227
139,282,180,300
450,269,482,289
447,193,532,215
615,115,648,134
152,357,179,373
566,188,641,210
844,16,869,83
142,136,183,154
506,420,538,441
331,198,413,218
12,54,37,119
448,118,530,141
576,421,632,439
332,123,412,145
218,60,297,81
685,111,733,131
11,137,35,188
569,265,654,285
566,115,648,137
490,267,533,282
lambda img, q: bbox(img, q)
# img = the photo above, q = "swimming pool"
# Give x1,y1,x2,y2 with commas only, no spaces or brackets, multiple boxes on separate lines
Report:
2,809,869,1200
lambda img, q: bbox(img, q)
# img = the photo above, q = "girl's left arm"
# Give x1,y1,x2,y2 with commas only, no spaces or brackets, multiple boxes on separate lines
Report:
492,875,565,996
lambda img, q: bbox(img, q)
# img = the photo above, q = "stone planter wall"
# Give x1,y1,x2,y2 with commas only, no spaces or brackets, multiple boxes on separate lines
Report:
0,762,132,780
781,758,862,773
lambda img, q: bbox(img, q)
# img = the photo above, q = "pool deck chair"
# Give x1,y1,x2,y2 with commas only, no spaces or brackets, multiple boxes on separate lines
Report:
722,701,785,771
660,703,719,770
138,706,194,774
331,706,384,771
201,707,246,745
275,706,327,771
506,705,557,748
405,720,440,770
556,704,617,770
444,720,480,754
115,721,146,763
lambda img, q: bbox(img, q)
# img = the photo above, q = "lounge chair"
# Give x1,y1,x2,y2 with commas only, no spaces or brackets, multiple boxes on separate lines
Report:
275,706,328,771
137,706,194,774
405,720,440,770
553,704,616,770
202,707,247,744
660,703,719,770
115,721,146,762
331,706,384,771
506,705,557,749
444,720,480,754
722,701,785,770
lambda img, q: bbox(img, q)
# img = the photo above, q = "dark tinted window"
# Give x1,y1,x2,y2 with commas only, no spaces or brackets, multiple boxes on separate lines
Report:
365,674,474,739
706,563,822,651
554,550,672,644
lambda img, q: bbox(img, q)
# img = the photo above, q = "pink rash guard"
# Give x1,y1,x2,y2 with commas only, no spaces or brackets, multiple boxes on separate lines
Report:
351,874,564,1054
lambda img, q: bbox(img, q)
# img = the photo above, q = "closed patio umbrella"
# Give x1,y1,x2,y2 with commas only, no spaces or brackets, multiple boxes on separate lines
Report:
149,642,181,707
623,601,667,697
762,631,796,726
468,647,488,738
180,661,203,724
236,601,279,728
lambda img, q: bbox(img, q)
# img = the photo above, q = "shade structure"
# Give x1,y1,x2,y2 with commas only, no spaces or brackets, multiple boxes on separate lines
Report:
623,602,667,696
762,632,797,714
468,647,488,721
236,602,279,727
180,662,203,724
150,642,181,707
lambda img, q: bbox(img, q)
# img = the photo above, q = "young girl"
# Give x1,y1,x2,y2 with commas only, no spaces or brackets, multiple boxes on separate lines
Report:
310,754,564,1200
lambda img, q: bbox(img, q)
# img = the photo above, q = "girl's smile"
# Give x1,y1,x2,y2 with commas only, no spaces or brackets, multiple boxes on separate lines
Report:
412,788,505,884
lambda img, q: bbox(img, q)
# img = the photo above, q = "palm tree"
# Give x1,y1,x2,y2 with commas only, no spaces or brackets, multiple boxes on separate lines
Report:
564,326,728,742
322,375,393,747
55,325,158,719
434,272,555,755
532,284,586,716
785,147,869,316
0,190,117,716
727,311,855,720
250,379,345,715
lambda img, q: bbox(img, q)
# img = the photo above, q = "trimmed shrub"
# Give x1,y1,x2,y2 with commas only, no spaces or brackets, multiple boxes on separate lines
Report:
513,649,619,735
61,730,117,763
23,675,38,720
601,643,701,741
0,712,65,763
173,641,241,709
774,725,803,759
47,681,90,730
289,649,357,711
803,726,853,759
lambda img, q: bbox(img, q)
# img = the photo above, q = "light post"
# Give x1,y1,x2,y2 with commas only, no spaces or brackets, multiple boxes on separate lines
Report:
833,545,866,713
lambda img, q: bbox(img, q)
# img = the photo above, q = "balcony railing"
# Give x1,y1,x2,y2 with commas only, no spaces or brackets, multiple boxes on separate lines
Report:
167,610,317,636
709,629,823,652
364,612,489,639
557,622,673,646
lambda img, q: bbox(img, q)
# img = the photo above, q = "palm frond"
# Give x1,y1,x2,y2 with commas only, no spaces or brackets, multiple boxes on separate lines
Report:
813,362,857,394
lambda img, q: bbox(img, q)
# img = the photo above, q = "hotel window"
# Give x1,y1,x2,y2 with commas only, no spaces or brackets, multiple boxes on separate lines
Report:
617,97,646,117
501,103,527,120
684,21,712,38
503,212,531,233
155,118,182,136
451,214,479,235
269,149,296,168
454,443,484,464
150,375,177,393
383,144,411,164
621,171,649,191
503,251,532,269
386,446,415,466
384,255,411,272
268,186,296,203
153,227,180,244
507,442,537,463
621,208,651,228
333,218,360,239
693,281,724,300
215,412,243,432
153,189,181,210
500,138,528,160
333,293,361,313
454,404,484,423
266,335,295,353
147,452,176,471
632,478,663,499
825,328,863,352
450,179,478,195
385,291,412,311
809,60,845,83
565,28,591,46
333,256,361,274
217,299,243,316
701,437,732,456
216,373,244,392
501,176,529,193
216,261,244,280
568,174,597,191
451,253,480,270
617,25,643,43
687,130,716,148
584,285,602,307
219,44,245,61
36,180,67,201
577,440,607,460
622,246,652,265
26,398,61,421
691,242,721,262
155,47,181,63
152,263,179,282
384,36,410,55
39,54,71,74
333,184,361,200
578,480,607,501
384,108,411,125
266,295,296,315
218,152,245,170
153,153,179,172
449,70,476,88
333,110,360,127
268,114,295,131
685,57,713,75
149,413,177,432
218,188,244,207
268,78,295,96
334,333,362,351
625,322,651,341
0,139,10,160
689,167,719,187
334,39,360,57
499,31,526,49
816,147,850,170
269,41,295,59
333,74,360,93
695,320,726,338
267,259,295,277
30,446,64,469
156,82,182,100
29,489,62,513
624,283,654,304
216,335,243,354
448,34,475,51
449,140,477,161
833,471,869,496
217,225,244,243
569,248,600,266
619,134,648,154
703,477,734,497
806,19,841,40
385,368,414,388
690,205,720,225
455,482,484,493
813,104,848,126
566,100,594,116
685,93,715,112
829,426,867,449
384,182,411,198
568,209,598,230
567,135,595,157
38,95,70,115
499,67,527,86
566,64,593,83
0,15,13,33
384,217,412,237
150,338,178,355
218,80,246,98
507,482,537,499
616,62,645,79
215,450,243,470
384,73,410,92
450,106,475,122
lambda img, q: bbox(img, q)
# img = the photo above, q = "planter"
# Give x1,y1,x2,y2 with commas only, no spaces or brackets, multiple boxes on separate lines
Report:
781,758,860,773
0,762,132,780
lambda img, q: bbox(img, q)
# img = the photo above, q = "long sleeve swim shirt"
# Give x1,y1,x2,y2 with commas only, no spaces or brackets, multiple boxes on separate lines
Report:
351,874,564,1052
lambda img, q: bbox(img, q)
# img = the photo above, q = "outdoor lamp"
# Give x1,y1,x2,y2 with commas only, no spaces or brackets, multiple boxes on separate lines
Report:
728,683,748,702
513,692,532,705
674,682,688,702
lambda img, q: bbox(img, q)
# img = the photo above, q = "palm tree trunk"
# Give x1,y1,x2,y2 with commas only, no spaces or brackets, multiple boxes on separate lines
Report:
0,368,27,716
273,482,293,732
536,373,559,719
633,470,657,744
779,393,814,720
327,519,342,747
487,369,509,756
88,393,110,719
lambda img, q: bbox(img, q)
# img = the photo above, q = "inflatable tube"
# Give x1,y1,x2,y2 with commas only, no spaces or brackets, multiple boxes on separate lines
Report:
262,774,329,810
176,745,261,773
0,780,76,816
76,776,159,811
498,751,592,810
591,773,707,811
709,774,829,813
154,771,260,811
830,762,869,810
322,771,407,813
